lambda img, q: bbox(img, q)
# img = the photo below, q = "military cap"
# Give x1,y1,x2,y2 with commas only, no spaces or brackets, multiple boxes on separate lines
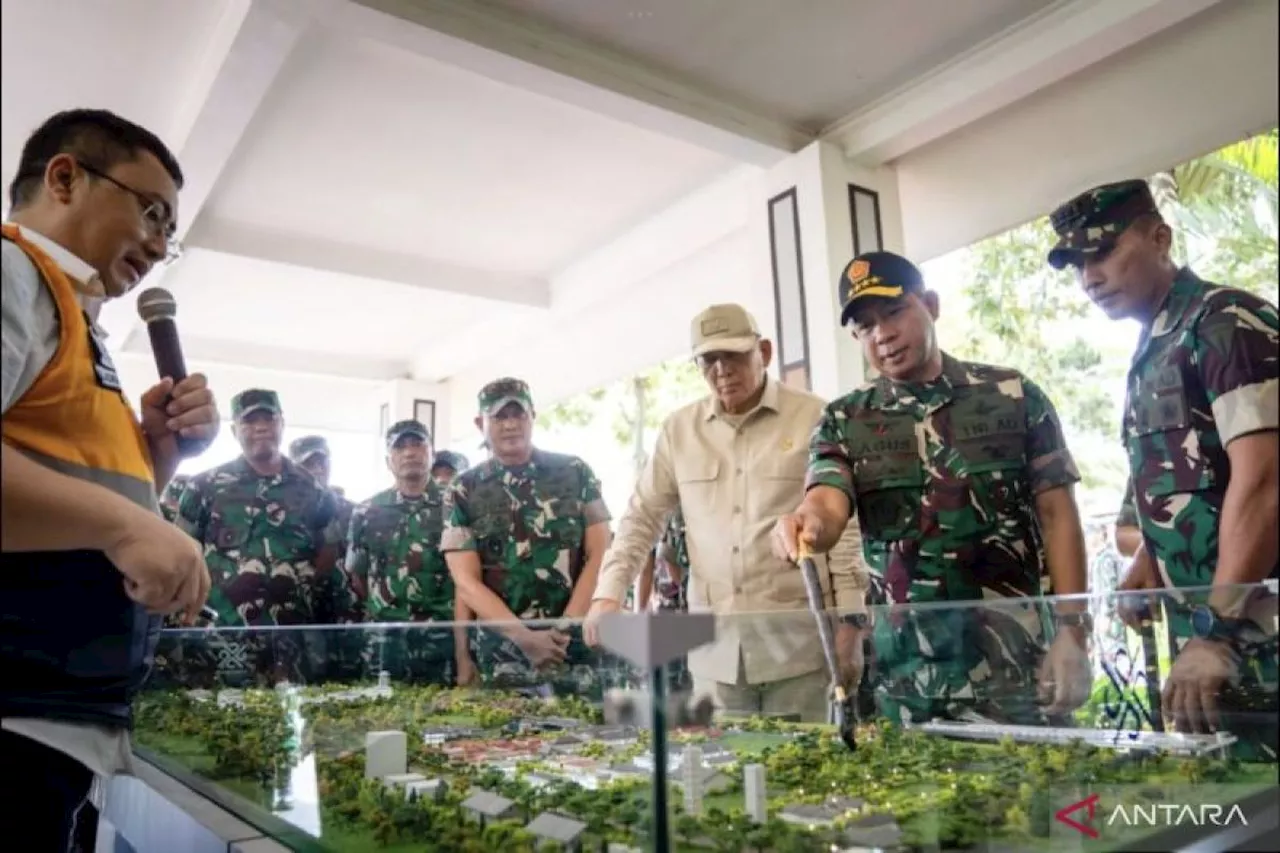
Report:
837,251,925,326
1047,179,1160,270
431,450,469,472
288,435,330,463
477,377,533,416
230,388,281,420
386,418,431,449
689,303,761,358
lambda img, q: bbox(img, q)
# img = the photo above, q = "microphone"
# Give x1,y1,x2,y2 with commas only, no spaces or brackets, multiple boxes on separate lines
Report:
136,287,202,457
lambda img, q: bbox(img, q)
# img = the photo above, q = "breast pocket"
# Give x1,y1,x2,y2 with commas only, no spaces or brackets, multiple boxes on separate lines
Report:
1127,367,1213,496
853,456,923,541
952,397,1026,475
676,460,721,526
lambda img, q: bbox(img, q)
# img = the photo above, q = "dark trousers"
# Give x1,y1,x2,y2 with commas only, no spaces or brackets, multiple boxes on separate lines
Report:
0,729,100,853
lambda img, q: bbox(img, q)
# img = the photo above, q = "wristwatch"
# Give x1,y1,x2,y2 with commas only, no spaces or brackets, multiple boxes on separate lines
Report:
1055,611,1093,631
1189,605,1250,643
841,613,870,629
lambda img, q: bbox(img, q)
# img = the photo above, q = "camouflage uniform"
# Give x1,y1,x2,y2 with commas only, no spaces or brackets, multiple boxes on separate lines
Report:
1049,179,1279,758
807,252,1081,725
1115,479,1139,530
173,390,340,684
288,434,354,621
441,378,612,689
338,420,456,683
431,450,470,484
653,507,690,612
653,508,691,690
159,473,191,523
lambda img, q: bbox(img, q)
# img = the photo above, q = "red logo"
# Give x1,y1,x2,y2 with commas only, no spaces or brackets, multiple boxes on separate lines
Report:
1056,793,1101,838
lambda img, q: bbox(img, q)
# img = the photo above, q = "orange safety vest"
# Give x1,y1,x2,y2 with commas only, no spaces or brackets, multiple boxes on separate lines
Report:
1,223,160,728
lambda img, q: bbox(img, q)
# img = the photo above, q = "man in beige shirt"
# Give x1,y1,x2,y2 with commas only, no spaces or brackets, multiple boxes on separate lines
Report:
585,304,866,721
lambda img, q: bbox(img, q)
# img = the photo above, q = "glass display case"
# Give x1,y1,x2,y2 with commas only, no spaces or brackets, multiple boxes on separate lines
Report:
125,584,1279,852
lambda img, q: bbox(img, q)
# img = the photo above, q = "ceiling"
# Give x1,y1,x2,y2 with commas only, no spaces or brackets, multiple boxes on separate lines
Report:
476,0,1060,131
1,0,1211,414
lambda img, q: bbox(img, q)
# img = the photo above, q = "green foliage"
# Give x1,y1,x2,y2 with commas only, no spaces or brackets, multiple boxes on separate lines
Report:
136,683,1271,852
538,356,705,471
943,130,1278,498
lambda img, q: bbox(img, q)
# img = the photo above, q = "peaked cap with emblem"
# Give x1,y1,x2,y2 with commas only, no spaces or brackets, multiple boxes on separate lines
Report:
231,388,281,420
1047,179,1160,270
477,377,533,415
385,418,431,449
837,251,925,326
690,303,761,358
432,450,469,472
288,435,330,462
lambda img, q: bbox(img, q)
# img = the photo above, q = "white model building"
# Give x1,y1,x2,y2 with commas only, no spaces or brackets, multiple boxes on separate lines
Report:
682,745,703,815
374,670,392,697
365,730,407,779
743,763,767,824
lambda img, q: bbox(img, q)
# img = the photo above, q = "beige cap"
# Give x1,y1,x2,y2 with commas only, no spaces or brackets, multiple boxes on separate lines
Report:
690,303,761,358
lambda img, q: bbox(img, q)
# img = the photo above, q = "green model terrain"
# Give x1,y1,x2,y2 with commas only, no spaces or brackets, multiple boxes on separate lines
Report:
133,684,1277,853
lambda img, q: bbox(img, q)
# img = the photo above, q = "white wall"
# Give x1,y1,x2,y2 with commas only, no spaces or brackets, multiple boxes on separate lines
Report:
444,228,755,436
894,0,1280,262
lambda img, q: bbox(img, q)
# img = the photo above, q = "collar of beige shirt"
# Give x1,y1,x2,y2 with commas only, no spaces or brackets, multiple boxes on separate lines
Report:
704,374,781,422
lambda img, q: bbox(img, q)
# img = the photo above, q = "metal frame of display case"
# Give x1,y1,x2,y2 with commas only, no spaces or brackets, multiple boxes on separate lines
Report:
99,752,298,853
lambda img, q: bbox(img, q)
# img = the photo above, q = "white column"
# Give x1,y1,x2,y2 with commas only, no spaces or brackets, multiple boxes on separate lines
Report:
743,763,767,824
681,745,703,816
376,378,450,449
748,140,905,401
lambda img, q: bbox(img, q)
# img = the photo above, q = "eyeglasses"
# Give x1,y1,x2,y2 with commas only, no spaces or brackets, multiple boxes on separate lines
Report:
77,161,183,264
694,350,752,372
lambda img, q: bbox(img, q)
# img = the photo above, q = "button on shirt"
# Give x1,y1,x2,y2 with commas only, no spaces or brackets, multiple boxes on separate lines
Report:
595,377,867,684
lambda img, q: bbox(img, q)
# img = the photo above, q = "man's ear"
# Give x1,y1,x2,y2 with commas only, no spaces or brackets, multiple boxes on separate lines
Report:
922,290,941,320
758,339,774,369
474,415,484,433
1152,221,1174,255
230,421,241,442
44,153,79,204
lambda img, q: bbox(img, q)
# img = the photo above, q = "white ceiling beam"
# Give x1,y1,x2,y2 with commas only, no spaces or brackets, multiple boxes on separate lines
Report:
117,334,409,382
304,0,807,166
407,163,759,381
823,0,1228,166
100,0,308,347
188,217,553,308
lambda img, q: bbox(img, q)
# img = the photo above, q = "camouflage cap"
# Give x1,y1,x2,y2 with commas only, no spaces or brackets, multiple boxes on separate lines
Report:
477,377,533,416
230,388,281,420
837,251,925,326
1047,179,1159,270
431,450,469,472
288,435,330,463
386,418,431,449
690,304,761,358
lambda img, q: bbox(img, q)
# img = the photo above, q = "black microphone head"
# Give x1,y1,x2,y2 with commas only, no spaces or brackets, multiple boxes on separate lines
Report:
137,287,177,323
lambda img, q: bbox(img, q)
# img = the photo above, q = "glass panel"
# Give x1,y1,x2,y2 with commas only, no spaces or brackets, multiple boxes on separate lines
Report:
768,191,807,369
136,584,1277,851
851,186,882,257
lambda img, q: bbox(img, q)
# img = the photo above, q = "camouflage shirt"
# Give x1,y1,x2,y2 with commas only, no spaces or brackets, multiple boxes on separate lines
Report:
339,483,451,623
175,456,340,626
653,507,689,611
440,449,611,619
159,477,189,523
807,353,1079,605
1120,268,1279,588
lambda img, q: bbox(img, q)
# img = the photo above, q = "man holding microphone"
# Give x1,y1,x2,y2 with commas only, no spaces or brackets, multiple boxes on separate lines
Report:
1,109,217,851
